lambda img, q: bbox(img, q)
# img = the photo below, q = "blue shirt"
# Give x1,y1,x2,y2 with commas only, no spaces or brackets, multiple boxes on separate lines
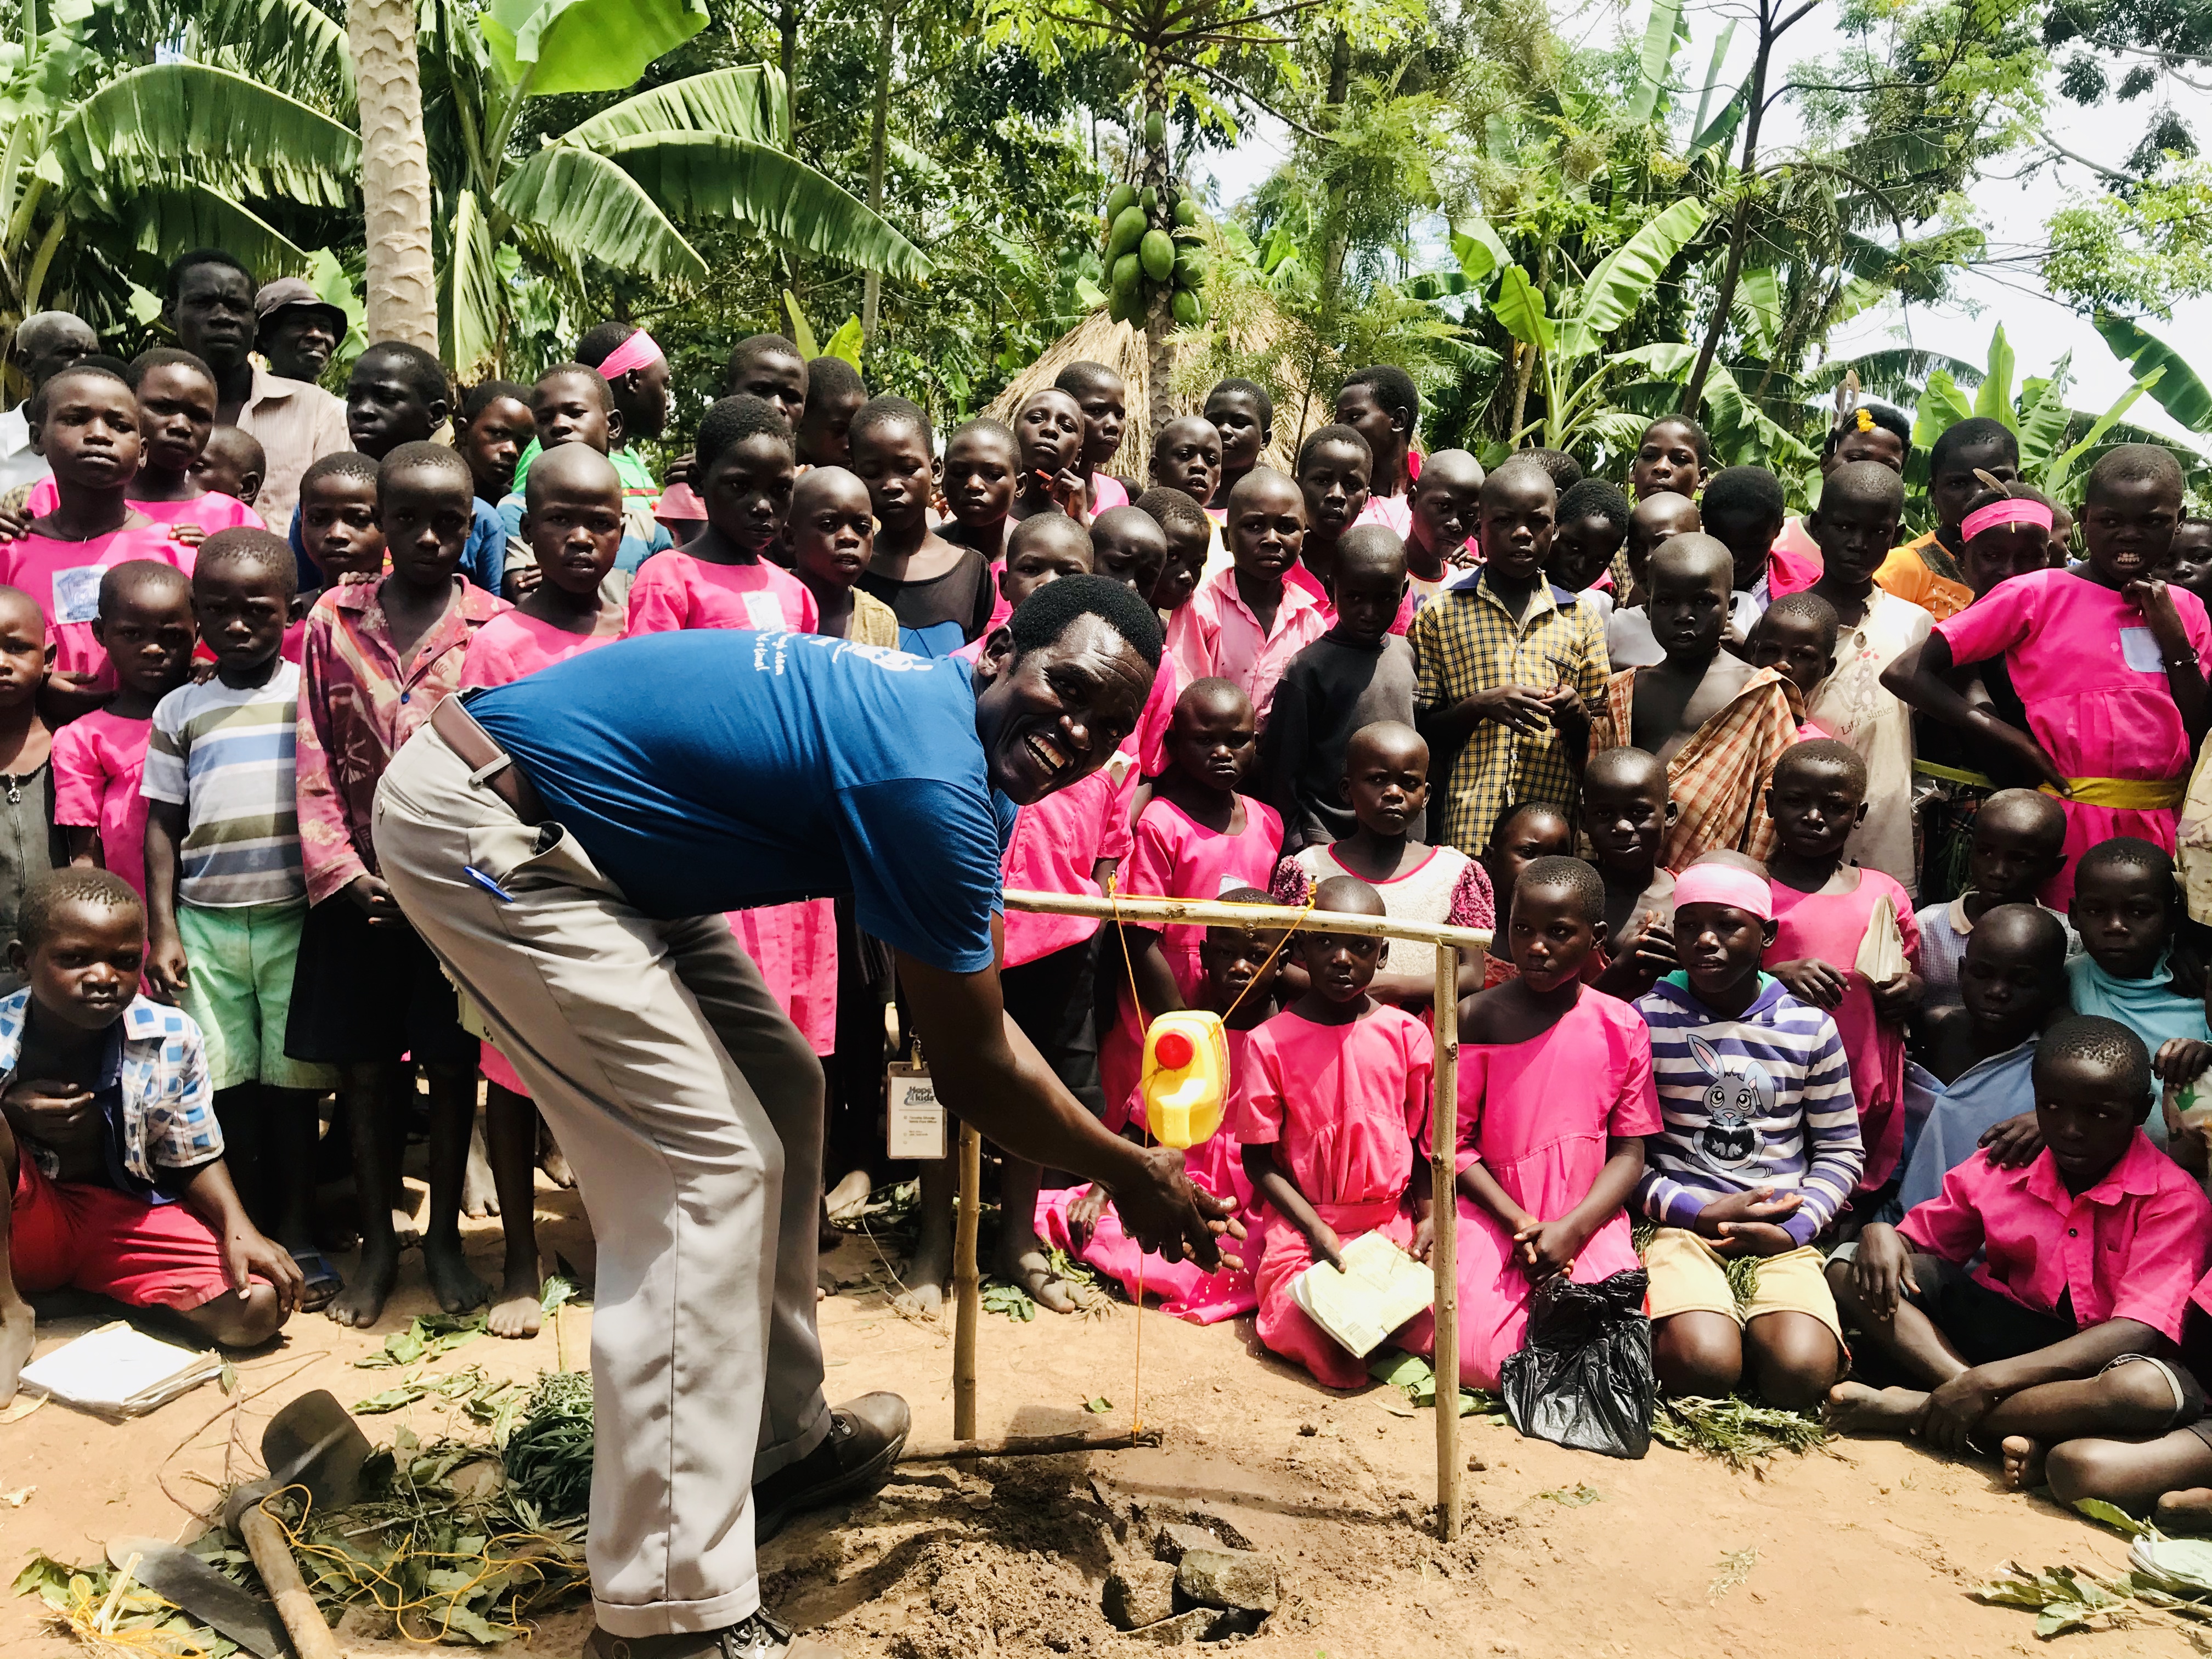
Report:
469,630,1019,972
288,496,507,596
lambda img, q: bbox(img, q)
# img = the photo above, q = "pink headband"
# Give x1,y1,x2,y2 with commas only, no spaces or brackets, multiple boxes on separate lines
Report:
1961,497,2053,543
1673,863,1774,921
595,328,664,382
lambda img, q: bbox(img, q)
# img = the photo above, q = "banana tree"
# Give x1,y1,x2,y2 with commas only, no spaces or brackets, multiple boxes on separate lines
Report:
421,0,930,378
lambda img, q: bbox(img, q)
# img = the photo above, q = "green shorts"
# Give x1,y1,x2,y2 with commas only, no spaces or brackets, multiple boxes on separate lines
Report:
177,899,338,1093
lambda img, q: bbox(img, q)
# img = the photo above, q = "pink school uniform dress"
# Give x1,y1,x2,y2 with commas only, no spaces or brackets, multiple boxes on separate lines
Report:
1766,870,1922,1190
22,480,262,537
1164,567,1327,727
1935,568,2212,905
6,524,192,689
622,551,820,637
1402,992,1661,1390
1235,1002,1434,1388
50,709,155,900
1099,793,1283,1128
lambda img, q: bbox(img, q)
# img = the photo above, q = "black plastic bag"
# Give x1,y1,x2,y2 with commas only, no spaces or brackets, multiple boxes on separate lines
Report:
1499,1268,1654,1459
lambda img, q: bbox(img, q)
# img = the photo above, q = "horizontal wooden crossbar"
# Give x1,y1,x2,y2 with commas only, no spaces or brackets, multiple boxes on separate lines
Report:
1001,889,1494,953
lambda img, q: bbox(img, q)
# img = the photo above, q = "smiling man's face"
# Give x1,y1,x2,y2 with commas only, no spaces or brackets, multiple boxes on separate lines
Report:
974,613,1154,804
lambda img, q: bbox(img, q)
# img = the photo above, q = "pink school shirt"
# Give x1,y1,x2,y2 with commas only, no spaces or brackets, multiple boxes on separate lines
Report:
50,708,154,900
1900,1131,2212,1341
1233,1002,1434,1211
1090,473,1130,516
6,525,191,688
22,480,262,537
622,551,819,636
1356,492,1413,538
461,608,622,689
1937,569,2212,903
1000,769,1133,968
1766,871,1922,1190
1164,566,1327,727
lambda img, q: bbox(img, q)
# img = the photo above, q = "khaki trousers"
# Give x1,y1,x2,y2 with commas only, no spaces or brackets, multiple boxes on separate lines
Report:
374,720,831,1637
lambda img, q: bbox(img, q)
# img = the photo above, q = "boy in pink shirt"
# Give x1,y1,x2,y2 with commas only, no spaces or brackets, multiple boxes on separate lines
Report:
1237,874,1434,1387
623,395,818,637
1888,444,2210,905
1828,1017,2212,1468
10,364,190,701
1138,486,1212,621
1166,467,1326,728
53,562,195,901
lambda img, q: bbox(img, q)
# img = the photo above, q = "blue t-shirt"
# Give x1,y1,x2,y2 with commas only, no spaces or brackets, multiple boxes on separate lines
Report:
469,630,1019,973
289,495,506,596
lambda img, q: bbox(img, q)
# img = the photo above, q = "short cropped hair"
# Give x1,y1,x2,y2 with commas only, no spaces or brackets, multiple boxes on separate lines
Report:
166,248,253,303
1207,377,1273,428
1774,736,1868,795
1518,854,1605,922
1341,364,1419,425
1557,477,1632,534
1523,448,1583,491
1487,798,1570,853
2035,1013,2153,1103
1703,465,1786,523
98,560,191,619
1758,589,1841,646
806,355,866,403
1296,423,1373,475
33,362,130,422
1054,360,1123,399
1133,486,1209,544
1824,400,1911,455
1007,572,1163,669
848,393,932,455
301,450,381,495
18,867,141,950
2076,834,2177,890
575,321,641,366
1929,416,2018,478
460,379,532,421
2086,442,2185,505
196,527,298,598
726,333,803,390
1642,414,1711,464
949,415,1015,453
126,347,215,391
358,340,449,407
377,439,472,503
695,394,794,476
538,361,614,411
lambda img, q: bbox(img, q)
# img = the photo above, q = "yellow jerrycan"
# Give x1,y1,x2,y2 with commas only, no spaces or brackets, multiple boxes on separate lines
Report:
1139,1009,1230,1148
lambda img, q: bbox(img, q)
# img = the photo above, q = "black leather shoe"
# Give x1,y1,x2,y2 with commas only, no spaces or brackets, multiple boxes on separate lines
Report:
752,1392,911,1543
583,1609,842,1658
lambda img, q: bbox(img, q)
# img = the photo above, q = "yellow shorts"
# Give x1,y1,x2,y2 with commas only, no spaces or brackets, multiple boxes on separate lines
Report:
1642,1227,1844,1345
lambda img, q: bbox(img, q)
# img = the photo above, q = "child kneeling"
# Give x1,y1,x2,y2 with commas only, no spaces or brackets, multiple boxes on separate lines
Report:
1,870,298,1401
1236,874,1432,1388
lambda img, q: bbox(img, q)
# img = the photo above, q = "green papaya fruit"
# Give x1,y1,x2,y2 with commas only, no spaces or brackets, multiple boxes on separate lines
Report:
1139,228,1175,283
1172,287,1203,328
1173,250,1204,287
1144,109,1165,148
1104,182,1136,224
1139,185,1158,214
1113,252,1142,297
1107,284,1132,325
1105,205,1148,264
1173,196,1199,227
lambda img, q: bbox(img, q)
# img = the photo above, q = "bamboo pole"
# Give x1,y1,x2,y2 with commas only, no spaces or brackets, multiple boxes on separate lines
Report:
1429,942,1463,1540
952,1124,983,1441
1003,889,1491,953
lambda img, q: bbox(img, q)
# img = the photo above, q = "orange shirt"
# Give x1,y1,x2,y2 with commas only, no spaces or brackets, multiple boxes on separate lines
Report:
1875,531,1972,622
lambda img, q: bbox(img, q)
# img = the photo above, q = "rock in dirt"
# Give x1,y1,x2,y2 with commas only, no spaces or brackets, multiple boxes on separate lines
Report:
1152,1516,1254,1562
1135,1607,1220,1646
1175,1547,1280,1614
1103,1561,1178,1630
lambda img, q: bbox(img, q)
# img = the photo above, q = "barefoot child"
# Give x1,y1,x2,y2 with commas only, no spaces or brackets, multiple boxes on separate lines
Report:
1762,741,1923,1193
191,426,267,516
1636,856,1863,1408
1590,533,1798,867
1271,721,1491,1004
1203,380,1272,512
0,869,302,1402
1915,788,2075,1011
290,443,507,1328
1745,591,1839,738
622,395,815,637
1897,905,2070,1210
142,530,341,1307
1262,527,1417,850
788,466,899,646
1887,445,2210,905
1579,746,1681,1001
54,563,194,900
1412,857,1658,1389
1237,874,1434,1386
1828,1017,2212,1460
0,589,61,973
1166,468,1326,729
851,396,994,653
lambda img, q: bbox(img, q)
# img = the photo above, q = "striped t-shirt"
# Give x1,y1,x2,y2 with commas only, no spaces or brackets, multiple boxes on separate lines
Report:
1632,972,1863,1247
140,660,306,907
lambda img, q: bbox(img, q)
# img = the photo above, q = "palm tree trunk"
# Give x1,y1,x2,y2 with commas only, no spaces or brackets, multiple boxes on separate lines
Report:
1141,47,1172,435
860,0,896,340
348,0,437,351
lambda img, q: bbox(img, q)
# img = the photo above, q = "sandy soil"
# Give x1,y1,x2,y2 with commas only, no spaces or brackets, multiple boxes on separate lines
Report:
0,1181,2191,1658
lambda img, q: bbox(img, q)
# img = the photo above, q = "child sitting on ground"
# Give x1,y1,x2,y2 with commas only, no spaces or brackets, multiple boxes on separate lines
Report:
1590,533,1798,867
143,530,341,1308
1262,527,1417,850
1605,492,1703,668
851,396,994,653
1828,1017,2212,1463
1409,856,1658,1389
54,563,194,900
1271,721,1491,1005
1167,467,1327,729
1896,905,2070,1210
938,417,1019,568
1237,874,1434,1387
291,442,507,1329
1040,889,1277,1325
1636,855,1864,1408
1477,799,1577,989
1745,591,1839,738
0,869,300,1402
190,426,266,517
1151,417,1223,517
1915,788,2076,1011
1579,746,1681,1001
788,466,899,646
623,396,815,637
1403,449,1483,611
1762,741,1922,1195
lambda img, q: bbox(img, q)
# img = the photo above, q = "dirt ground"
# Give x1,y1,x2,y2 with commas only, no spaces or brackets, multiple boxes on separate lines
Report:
0,1175,2196,1658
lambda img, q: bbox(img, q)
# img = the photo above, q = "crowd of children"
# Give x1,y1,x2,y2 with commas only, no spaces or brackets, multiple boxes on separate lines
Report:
13,250,2212,1532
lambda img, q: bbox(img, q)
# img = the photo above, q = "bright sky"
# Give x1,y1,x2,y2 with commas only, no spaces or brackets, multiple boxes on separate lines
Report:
1193,0,2212,450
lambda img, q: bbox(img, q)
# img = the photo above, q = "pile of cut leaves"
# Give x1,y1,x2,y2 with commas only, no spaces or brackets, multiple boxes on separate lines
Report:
1978,1499,2212,1638
16,1365,599,1650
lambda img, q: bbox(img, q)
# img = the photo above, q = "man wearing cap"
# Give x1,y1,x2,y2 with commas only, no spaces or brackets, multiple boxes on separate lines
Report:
0,311,97,498
255,276,348,388
166,249,348,527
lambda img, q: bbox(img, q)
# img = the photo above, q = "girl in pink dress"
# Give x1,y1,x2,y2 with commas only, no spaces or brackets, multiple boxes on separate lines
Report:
1403,857,1658,1390
1102,678,1283,1126
1237,873,1433,1387
1760,741,1923,1192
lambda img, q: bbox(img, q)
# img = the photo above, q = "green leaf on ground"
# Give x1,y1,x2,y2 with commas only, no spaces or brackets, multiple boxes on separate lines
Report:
1536,1482,1603,1506
1085,1396,1113,1414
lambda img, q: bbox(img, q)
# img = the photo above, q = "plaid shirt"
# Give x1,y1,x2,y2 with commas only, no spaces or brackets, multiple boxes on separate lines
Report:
297,576,509,905
1591,663,1798,867
1410,570,1609,853
0,990,218,1188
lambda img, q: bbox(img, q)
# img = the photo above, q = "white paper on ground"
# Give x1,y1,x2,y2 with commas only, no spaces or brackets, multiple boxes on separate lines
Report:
15,1320,222,1417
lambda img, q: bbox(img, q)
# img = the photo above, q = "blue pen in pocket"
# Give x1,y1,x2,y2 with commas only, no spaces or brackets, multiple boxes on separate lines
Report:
464,865,516,902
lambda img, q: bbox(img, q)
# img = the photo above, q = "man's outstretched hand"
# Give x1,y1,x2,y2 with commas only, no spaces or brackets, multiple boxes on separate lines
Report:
1110,1144,1244,1272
